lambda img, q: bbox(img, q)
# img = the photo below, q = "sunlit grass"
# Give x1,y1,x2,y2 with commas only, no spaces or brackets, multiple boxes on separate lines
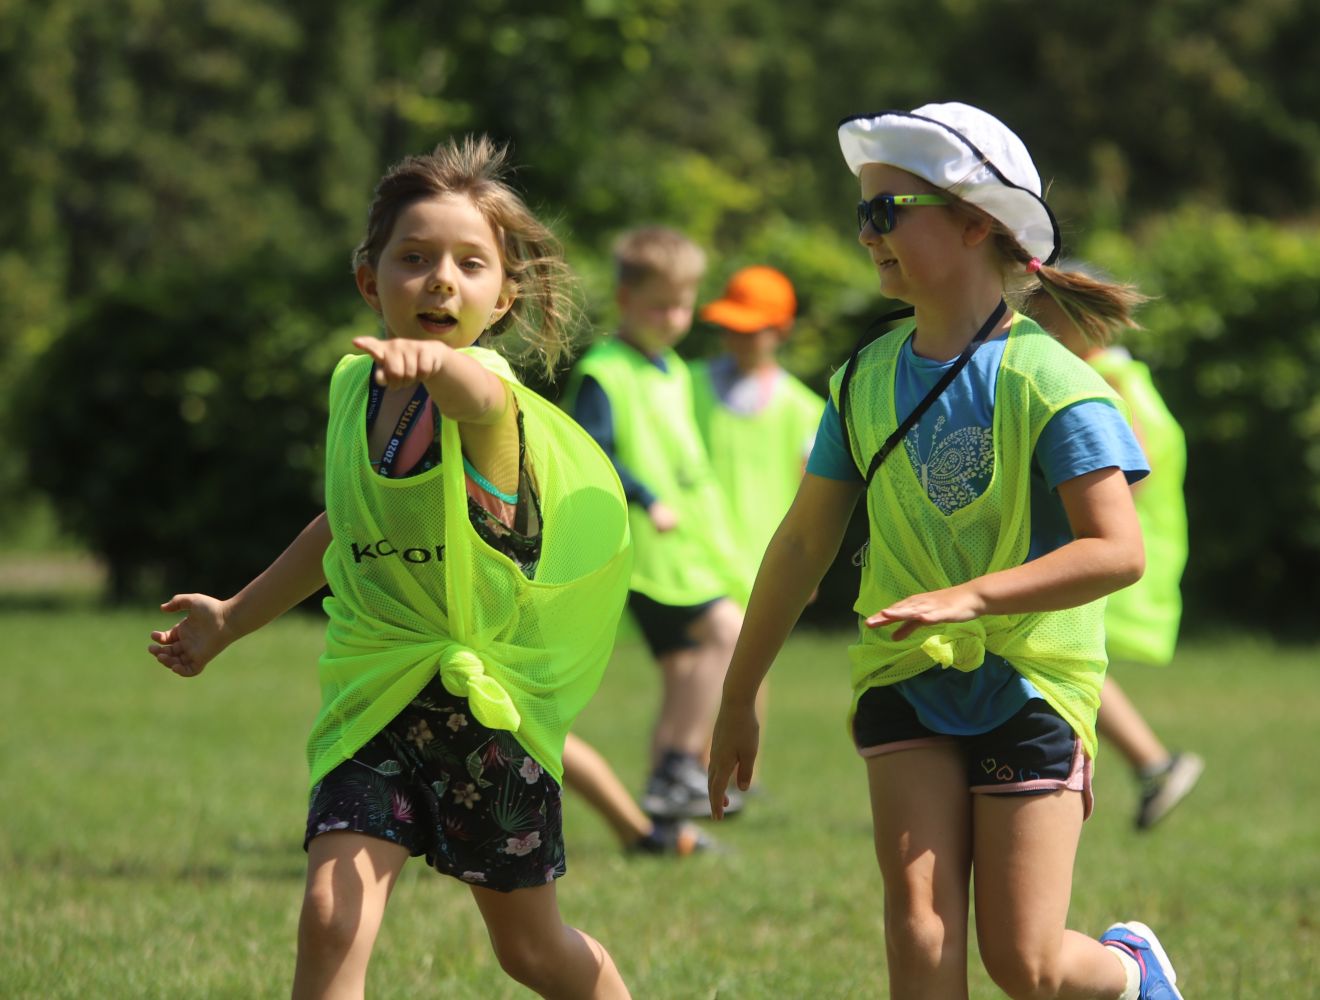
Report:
1,607,1316,998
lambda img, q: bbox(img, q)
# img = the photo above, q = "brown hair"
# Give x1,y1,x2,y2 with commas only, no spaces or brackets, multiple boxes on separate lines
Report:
611,226,707,290
939,190,1147,346
1015,253,1149,347
353,134,580,378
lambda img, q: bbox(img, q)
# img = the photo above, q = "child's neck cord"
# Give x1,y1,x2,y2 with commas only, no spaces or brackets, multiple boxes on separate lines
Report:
837,299,1008,486
365,368,431,478
365,365,521,504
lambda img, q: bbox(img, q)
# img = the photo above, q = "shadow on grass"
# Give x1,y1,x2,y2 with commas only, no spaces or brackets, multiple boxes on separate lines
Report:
0,554,110,613
0,591,110,614
3,839,307,884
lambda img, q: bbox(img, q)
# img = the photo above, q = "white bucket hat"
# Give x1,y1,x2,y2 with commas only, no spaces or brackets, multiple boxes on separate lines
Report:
838,102,1060,265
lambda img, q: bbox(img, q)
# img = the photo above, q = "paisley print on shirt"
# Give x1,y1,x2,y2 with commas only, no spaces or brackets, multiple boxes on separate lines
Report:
903,414,994,515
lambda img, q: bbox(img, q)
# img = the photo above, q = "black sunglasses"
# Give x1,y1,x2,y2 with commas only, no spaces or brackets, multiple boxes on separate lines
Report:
856,193,948,234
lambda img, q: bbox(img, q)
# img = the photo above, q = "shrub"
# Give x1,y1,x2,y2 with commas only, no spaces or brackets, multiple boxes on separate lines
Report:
16,256,365,601
1087,210,1320,631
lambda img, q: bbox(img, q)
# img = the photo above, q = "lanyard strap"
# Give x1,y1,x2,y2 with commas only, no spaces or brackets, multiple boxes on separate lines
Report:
837,305,914,478
365,366,433,478
839,299,1008,487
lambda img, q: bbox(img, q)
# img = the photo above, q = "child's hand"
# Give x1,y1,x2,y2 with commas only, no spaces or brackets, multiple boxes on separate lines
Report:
647,500,679,533
865,583,984,641
149,594,231,677
353,336,448,388
707,699,759,820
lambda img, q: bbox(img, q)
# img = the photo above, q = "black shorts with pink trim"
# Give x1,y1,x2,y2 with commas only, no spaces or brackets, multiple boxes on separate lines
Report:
853,687,1094,818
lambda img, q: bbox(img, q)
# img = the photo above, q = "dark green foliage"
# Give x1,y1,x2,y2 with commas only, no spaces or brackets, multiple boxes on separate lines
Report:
5,1,1320,628
1087,213,1320,627
16,257,366,599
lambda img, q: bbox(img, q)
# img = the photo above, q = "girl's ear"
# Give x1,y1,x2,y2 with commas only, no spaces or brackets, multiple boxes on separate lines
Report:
355,264,382,313
489,277,518,326
962,212,994,249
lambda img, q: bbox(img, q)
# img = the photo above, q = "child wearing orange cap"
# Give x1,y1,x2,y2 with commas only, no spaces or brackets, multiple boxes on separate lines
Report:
692,267,826,600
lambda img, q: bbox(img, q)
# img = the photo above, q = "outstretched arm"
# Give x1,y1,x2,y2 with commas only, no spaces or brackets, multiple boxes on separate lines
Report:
866,466,1144,640
707,474,862,818
353,335,519,497
148,511,332,677
352,335,509,424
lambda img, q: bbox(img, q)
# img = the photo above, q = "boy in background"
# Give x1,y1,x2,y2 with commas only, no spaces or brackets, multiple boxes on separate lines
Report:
568,226,745,821
692,266,825,601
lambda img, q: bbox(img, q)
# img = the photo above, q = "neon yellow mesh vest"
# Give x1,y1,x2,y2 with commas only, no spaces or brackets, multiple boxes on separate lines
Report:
831,314,1125,757
1089,349,1187,664
691,361,824,601
566,338,742,605
310,347,633,788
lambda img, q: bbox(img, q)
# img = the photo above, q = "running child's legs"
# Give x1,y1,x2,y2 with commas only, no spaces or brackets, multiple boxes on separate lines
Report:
472,881,631,999
298,679,597,995
866,745,973,1000
293,831,410,1000
857,690,1131,999
652,597,742,763
563,731,653,845
1096,675,1167,772
973,792,1126,999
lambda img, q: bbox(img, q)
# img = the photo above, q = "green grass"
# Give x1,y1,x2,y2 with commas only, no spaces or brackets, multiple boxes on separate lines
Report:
1,604,1317,998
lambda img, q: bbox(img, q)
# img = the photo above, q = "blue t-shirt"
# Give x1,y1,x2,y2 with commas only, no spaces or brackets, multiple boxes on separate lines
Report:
809,333,1149,734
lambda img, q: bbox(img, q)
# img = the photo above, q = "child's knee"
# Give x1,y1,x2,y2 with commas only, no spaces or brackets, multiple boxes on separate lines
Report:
979,941,1063,1000
489,926,563,989
884,908,954,970
298,882,372,957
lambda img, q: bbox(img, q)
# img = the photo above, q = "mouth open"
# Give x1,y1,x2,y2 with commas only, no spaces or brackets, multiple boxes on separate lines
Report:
418,310,458,334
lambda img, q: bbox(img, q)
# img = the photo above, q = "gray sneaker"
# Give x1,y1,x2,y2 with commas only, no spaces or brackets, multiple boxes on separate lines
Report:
1136,752,1204,830
642,751,743,820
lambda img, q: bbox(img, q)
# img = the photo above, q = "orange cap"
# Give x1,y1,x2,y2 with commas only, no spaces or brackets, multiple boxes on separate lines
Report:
699,266,797,333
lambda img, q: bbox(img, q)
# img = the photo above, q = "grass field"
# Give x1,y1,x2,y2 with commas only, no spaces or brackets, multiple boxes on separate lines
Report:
1,597,1318,998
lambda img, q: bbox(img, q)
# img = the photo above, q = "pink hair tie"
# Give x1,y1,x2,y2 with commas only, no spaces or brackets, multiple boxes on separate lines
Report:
1026,258,1042,274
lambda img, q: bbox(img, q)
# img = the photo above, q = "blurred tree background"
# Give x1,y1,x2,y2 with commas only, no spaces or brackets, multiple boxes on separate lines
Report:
3,0,1318,629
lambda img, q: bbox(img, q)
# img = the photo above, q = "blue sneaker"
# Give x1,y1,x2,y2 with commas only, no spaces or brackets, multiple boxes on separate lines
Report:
1100,921,1184,1000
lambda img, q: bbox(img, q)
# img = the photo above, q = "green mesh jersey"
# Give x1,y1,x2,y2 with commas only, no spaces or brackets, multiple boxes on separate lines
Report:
690,361,824,602
831,314,1126,757
1089,348,1187,664
565,338,742,605
309,347,633,788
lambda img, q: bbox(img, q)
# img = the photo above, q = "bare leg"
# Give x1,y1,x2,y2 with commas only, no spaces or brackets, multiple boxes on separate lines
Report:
471,881,631,999
866,745,973,1000
973,791,1127,999
1096,675,1168,772
562,732,651,845
651,598,743,764
292,832,410,1000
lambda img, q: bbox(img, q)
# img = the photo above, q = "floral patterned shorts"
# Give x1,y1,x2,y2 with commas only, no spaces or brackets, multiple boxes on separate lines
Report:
304,675,567,892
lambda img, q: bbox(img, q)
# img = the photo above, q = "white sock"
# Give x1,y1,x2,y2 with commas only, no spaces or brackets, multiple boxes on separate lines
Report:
1107,945,1141,1000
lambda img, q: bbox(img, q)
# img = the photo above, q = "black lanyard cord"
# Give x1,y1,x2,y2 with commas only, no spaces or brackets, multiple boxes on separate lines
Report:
838,299,1008,487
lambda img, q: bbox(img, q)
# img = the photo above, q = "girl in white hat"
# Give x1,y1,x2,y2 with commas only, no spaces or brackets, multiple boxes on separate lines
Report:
708,103,1183,1000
